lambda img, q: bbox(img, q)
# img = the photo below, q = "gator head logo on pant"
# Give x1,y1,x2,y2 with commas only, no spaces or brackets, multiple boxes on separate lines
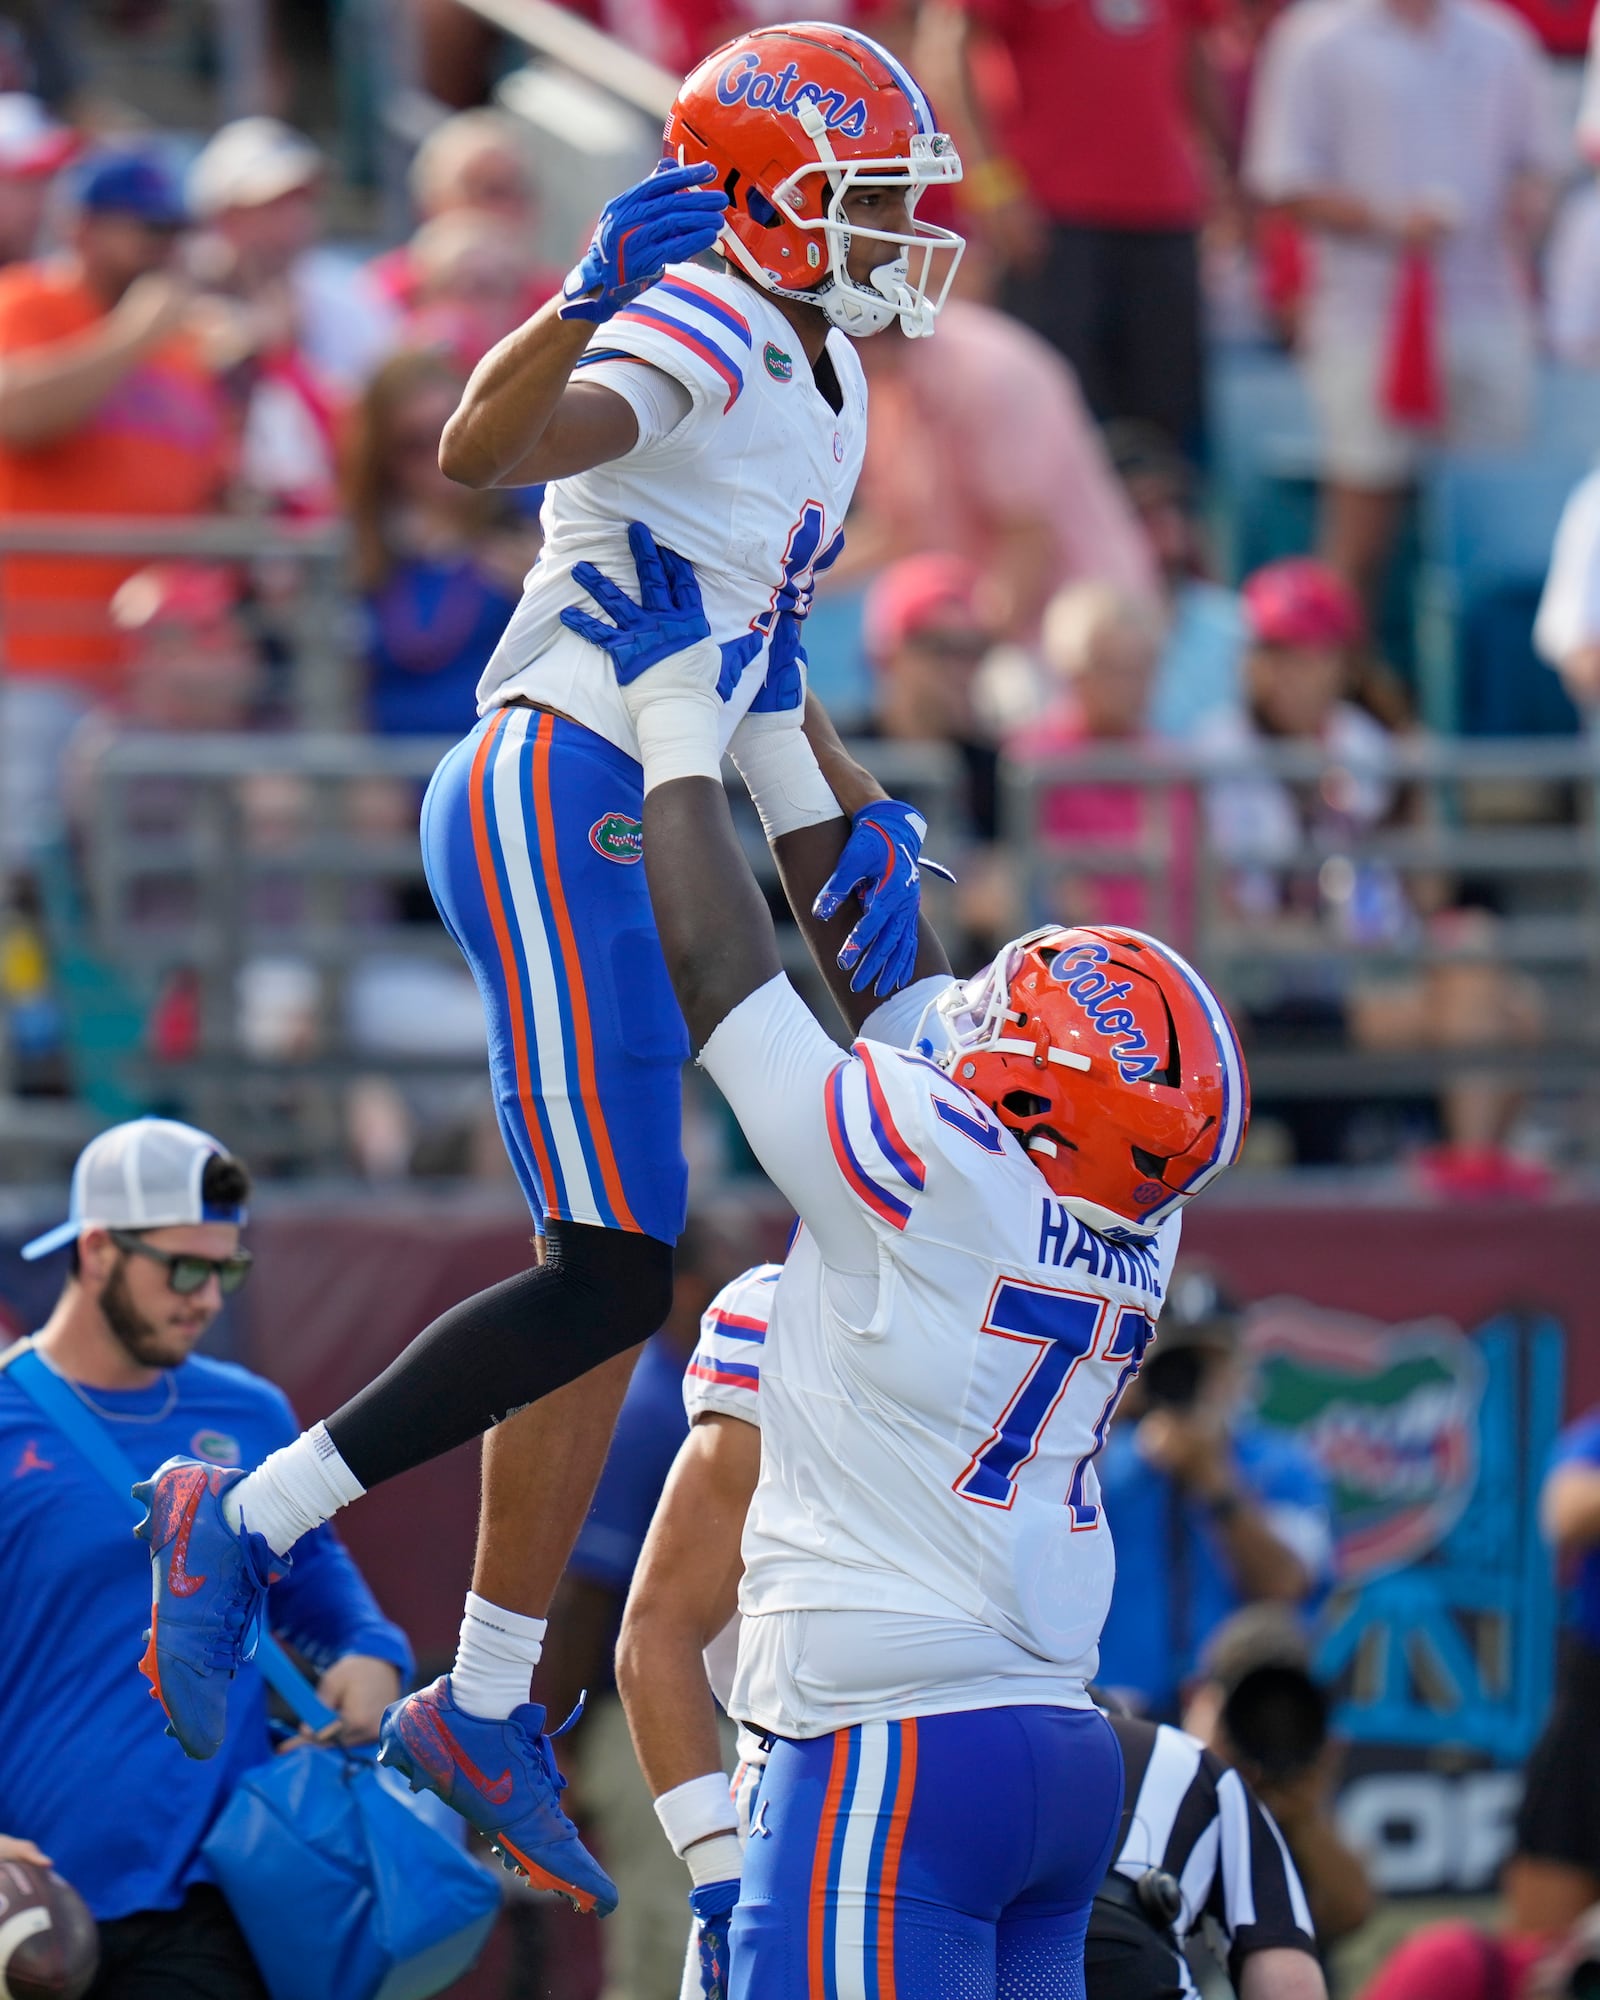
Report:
588,813,643,864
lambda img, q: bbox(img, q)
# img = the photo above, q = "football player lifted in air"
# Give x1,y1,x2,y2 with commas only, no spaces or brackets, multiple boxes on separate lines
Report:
132,24,964,1915
560,521,1251,1995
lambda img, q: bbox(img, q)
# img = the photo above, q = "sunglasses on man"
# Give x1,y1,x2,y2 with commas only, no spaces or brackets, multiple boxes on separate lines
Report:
108,1228,253,1297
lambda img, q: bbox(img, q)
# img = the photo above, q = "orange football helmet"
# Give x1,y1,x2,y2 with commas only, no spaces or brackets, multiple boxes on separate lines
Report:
922,926,1251,1238
664,22,963,339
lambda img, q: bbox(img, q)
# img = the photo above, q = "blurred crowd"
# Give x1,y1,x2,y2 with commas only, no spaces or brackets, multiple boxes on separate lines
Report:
2,0,1600,1182
1,8,1600,1999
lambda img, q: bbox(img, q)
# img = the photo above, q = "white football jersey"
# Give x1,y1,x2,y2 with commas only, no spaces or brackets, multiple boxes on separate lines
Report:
478,261,866,759
682,1264,778,1773
698,976,1182,1736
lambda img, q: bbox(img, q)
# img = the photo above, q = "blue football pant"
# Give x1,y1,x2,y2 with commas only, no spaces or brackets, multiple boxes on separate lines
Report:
420,703,689,1247
730,1704,1124,1999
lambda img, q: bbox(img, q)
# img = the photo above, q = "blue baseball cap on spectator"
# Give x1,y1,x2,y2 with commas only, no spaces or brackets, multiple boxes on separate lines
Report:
75,146,188,228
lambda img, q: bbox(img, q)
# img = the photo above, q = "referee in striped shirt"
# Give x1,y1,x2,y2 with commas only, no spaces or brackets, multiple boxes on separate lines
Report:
1088,1708,1326,2000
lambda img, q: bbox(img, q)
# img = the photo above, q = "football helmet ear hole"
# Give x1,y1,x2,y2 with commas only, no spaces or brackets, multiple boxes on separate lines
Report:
1003,1090,1051,1120
748,187,781,226
1131,1144,1169,1178
1153,991,1182,1087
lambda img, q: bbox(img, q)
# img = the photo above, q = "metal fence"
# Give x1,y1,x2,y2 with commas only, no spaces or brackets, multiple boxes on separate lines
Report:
41,724,1600,1173
1003,737,1600,1120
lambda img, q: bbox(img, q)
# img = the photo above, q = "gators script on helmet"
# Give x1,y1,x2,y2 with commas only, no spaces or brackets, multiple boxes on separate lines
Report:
664,21,964,339
922,924,1251,1238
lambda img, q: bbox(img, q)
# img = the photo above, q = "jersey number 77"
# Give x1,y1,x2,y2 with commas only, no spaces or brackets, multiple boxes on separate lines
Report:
953,1280,1152,1523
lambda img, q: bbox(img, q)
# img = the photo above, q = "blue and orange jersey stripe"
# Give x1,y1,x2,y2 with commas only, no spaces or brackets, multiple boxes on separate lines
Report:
825,1063,912,1231
466,711,562,1215
856,1045,927,1194
809,1731,854,1999
875,1721,918,1998
707,1306,768,1340
655,275,753,346
614,304,744,411
686,1355,760,1391
526,714,643,1233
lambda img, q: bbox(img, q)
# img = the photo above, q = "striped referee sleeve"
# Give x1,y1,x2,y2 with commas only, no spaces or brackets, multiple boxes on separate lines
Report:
1210,1764,1318,1977
1110,1717,1319,1977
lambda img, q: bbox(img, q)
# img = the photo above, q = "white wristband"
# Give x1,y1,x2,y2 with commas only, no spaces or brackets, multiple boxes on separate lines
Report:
655,1772,740,1857
685,1830,744,1888
629,688,724,794
728,716,841,843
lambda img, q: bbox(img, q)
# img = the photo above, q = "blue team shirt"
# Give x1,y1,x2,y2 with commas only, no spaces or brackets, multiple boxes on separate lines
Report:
1095,1419,1332,1717
0,1353,412,1921
1549,1410,1600,1647
567,1333,690,1597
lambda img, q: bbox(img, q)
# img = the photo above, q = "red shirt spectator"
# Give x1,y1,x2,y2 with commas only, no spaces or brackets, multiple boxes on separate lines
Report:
1358,1926,1545,2000
934,0,1233,449
963,0,1226,227
1494,0,1593,57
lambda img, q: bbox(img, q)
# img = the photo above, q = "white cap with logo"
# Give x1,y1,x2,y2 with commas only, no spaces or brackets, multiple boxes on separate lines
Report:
187,116,323,219
22,1117,246,1261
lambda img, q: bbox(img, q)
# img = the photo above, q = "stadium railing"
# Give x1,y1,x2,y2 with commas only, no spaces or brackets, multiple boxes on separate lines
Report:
0,515,354,731
50,726,1600,1172
64,730,966,1172
1003,737,1600,1112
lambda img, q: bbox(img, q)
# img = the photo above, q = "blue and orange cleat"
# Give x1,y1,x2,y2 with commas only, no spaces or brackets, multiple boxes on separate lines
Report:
377,1676,618,1916
133,1456,283,1761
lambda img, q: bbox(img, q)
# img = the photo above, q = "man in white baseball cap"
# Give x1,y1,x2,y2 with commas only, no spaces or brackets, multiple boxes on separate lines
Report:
0,93,76,268
185,114,396,403
0,1116,412,1995
20,1115,249,1266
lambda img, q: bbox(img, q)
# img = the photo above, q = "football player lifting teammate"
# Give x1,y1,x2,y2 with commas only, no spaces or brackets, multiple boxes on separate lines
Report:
133,23,966,1918
563,520,1250,1992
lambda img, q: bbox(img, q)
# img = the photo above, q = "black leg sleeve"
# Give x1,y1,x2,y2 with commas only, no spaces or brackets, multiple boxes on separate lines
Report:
322,1219,674,1491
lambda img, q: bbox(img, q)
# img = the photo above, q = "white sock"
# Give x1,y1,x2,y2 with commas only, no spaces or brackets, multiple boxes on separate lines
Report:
450,1592,547,1721
223,1422,365,1556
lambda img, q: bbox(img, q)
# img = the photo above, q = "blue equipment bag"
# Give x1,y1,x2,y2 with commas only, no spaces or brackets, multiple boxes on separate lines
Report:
4,1341,500,2000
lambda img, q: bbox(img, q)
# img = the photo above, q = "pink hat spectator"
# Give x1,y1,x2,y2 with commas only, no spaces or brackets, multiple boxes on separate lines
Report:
1241,558,1364,649
863,554,987,666
0,94,76,177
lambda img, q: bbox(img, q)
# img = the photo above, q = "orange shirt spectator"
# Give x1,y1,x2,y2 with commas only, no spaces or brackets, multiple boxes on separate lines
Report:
0,148,230,696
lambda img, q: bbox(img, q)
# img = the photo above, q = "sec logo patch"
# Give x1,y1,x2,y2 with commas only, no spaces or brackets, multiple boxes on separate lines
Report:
1132,1180,1166,1207
590,812,644,864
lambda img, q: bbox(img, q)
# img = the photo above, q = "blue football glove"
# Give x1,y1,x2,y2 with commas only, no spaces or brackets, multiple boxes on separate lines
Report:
688,1877,739,2000
562,520,712,681
813,799,957,998
560,161,729,323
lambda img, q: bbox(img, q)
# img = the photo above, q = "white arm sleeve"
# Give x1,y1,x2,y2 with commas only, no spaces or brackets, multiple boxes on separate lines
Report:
699,974,877,1277
574,356,696,451
859,974,955,1054
726,708,842,843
